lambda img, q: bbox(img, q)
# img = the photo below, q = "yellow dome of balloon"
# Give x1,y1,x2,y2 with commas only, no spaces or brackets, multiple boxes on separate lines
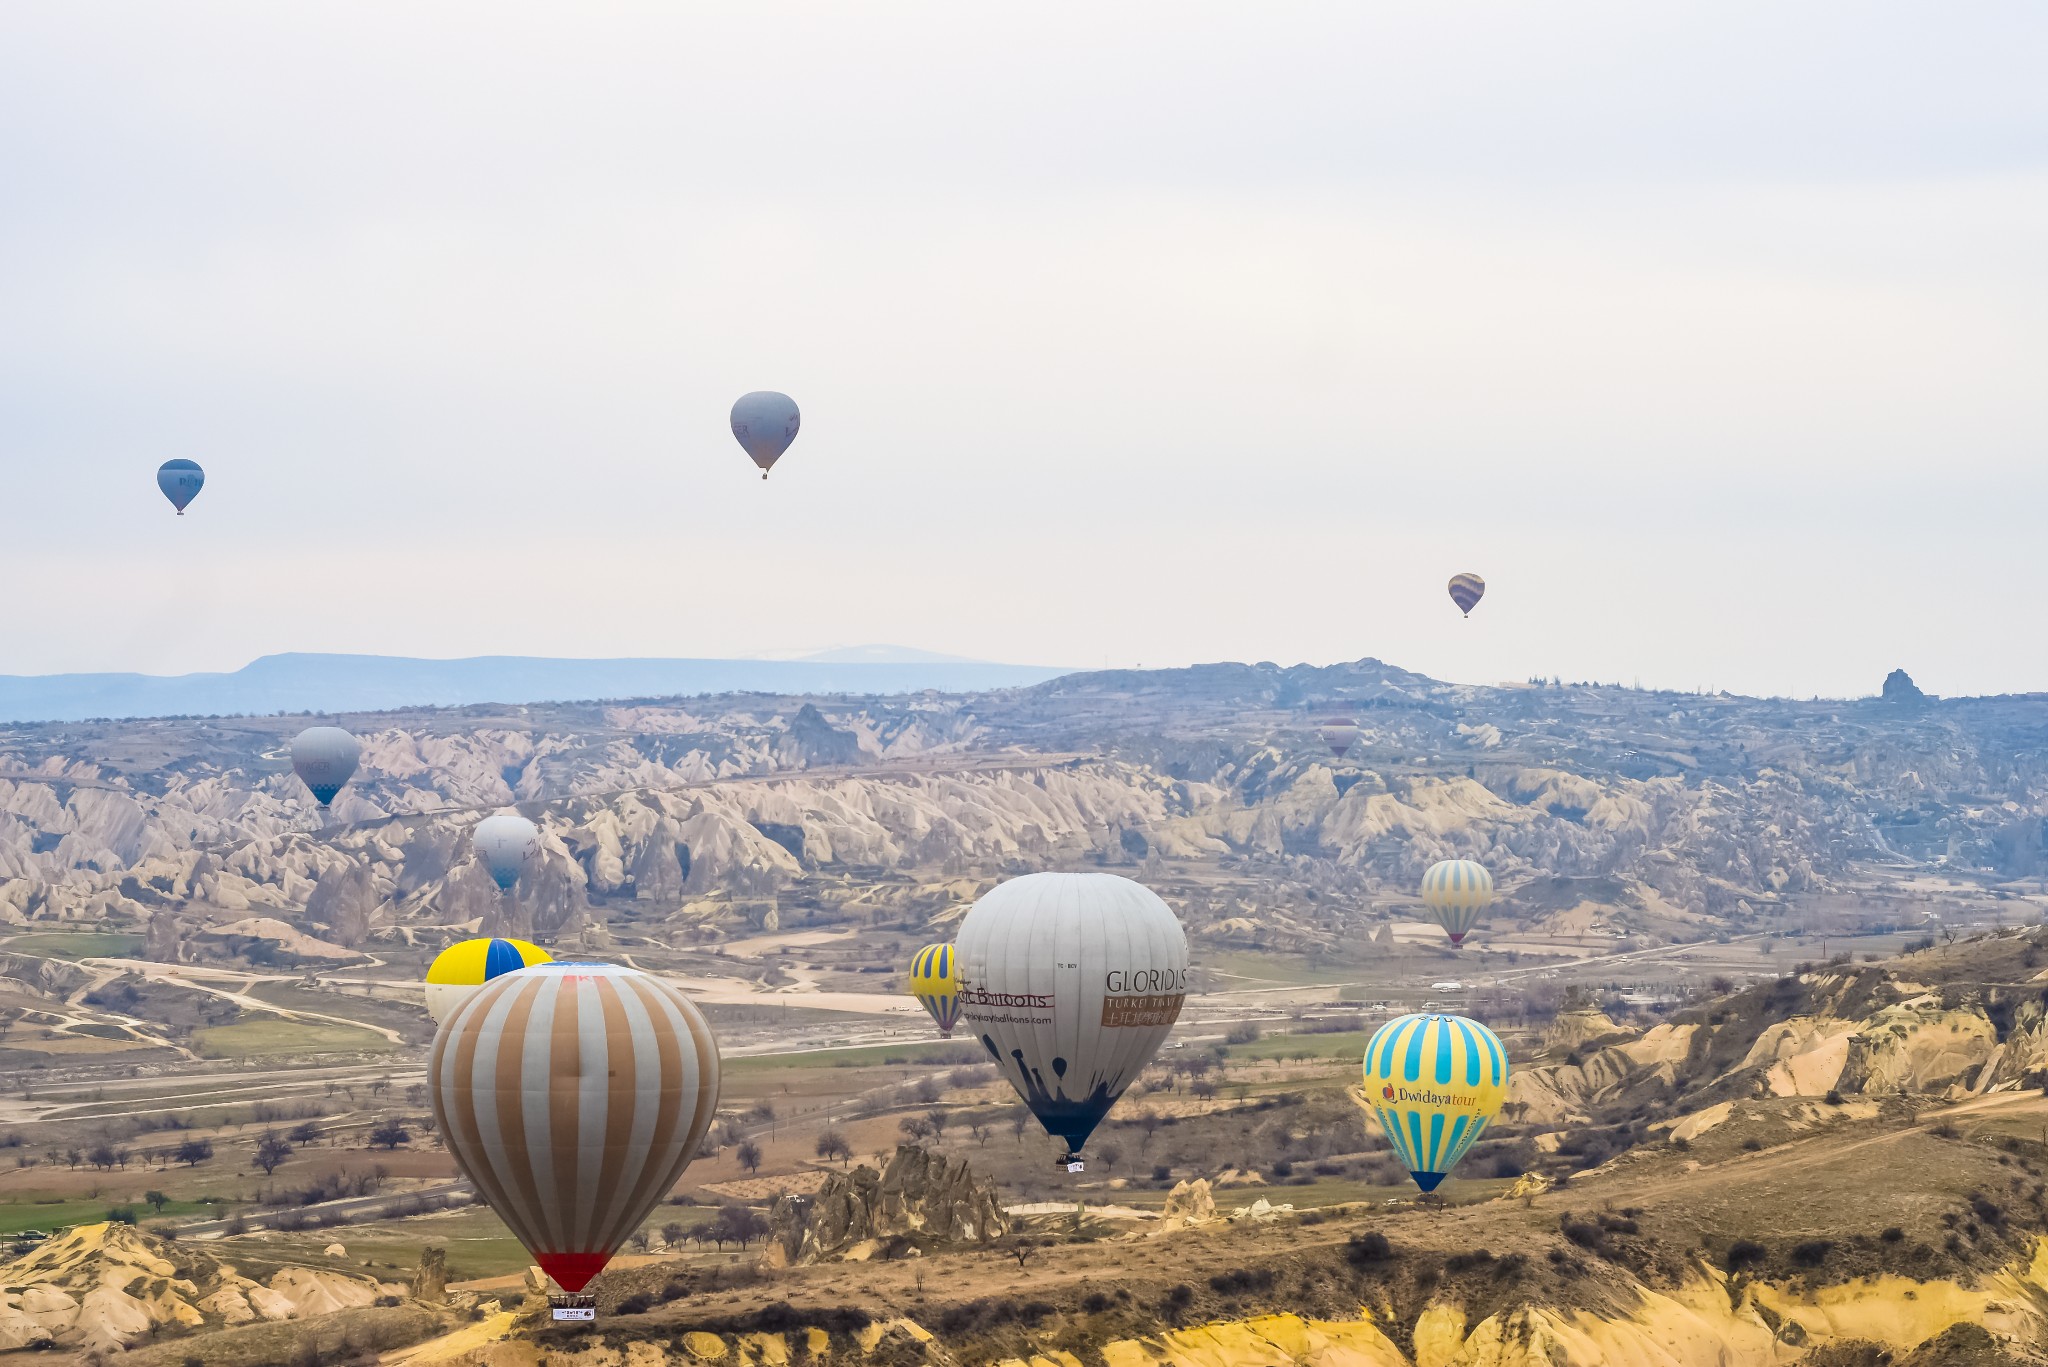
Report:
424,937,551,1025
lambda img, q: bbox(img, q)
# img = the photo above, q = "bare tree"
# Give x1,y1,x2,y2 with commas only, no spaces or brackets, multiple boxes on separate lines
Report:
735,1140,763,1175
253,1132,293,1176
815,1130,853,1167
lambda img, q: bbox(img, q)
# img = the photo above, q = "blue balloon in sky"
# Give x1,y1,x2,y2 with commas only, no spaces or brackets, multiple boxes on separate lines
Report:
157,459,205,514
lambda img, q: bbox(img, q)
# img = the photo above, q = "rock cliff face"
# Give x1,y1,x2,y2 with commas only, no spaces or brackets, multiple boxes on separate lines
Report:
766,1146,1008,1265
1507,942,2048,1129
7,657,2048,958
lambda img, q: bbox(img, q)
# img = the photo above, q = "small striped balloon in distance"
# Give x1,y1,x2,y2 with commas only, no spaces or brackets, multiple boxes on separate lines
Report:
1420,858,1494,947
423,937,552,1025
909,943,961,1037
429,962,721,1293
1319,717,1359,760
157,459,204,514
1361,1013,1509,1192
1447,573,1485,617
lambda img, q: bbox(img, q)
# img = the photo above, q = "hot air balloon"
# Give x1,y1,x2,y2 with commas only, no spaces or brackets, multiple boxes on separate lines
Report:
291,727,360,808
429,962,720,1294
1320,717,1359,760
157,459,205,514
730,391,801,479
1360,1012,1507,1192
424,937,552,1025
1447,573,1485,617
473,812,542,893
1420,858,1493,947
909,943,961,1038
954,872,1187,1166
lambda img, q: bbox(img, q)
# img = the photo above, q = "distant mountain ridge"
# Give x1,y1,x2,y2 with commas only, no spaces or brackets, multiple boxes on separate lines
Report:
0,652,1073,724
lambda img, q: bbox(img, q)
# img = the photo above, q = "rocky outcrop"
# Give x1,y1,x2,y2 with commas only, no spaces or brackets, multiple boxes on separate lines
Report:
1883,668,1930,706
410,1245,447,1303
0,1221,398,1353
766,1146,1007,1265
1157,1178,1218,1230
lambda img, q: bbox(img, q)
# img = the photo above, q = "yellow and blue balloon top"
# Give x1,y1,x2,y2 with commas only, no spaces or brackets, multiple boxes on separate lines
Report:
908,942,961,1038
1420,858,1494,947
425,937,552,1025
1362,1012,1508,1192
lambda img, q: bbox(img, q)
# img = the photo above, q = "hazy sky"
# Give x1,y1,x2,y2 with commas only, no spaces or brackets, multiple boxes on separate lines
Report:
4,3,2044,698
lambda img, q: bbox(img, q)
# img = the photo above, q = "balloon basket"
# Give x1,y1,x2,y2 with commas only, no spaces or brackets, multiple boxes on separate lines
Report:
1059,1156,1084,1173
550,1294,595,1322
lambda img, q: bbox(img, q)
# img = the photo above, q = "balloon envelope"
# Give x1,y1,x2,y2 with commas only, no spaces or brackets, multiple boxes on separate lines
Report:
1420,859,1494,946
157,459,204,513
429,963,720,1292
1361,1012,1507,1191
730,391,801,478
473,812,542,893
909,943,961,1038
290,727,360,807
1320,718,1358,760
424,937,552,1024
1448,573,1485,616
955,872,1187,1157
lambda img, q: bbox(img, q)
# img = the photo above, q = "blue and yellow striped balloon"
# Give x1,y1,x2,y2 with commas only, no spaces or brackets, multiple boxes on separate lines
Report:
1362,1012,1508,1192
909,942,961,1038
1420,858,1494,946
425,937,552,1024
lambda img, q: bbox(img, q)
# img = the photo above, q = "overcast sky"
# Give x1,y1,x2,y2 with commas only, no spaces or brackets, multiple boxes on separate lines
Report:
3,3,2044,698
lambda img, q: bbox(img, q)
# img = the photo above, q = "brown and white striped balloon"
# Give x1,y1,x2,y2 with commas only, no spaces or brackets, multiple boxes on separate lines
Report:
428,963,721,1292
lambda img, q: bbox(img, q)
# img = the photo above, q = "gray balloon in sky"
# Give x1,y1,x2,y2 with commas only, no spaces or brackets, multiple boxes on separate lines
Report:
729,391,801,479
473,811,543,893
290,726,360,807
953,871,1189,1161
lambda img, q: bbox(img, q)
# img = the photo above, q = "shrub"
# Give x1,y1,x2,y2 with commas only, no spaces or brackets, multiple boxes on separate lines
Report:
1345,1231,1392,1265
1740,1138,1764,1152
1792,1240,1832,1267
1824,1090,1844,1106
1725,1239,1768,1271
1081,1292,1111,1314
1208,1268,1274,1296
1444,1250,1494,1273
1560,1219,1604,1251
1881,1227,1905,1242
1931,1122,1960,1140
1225,1023,1261,1045
616,1293,654,1315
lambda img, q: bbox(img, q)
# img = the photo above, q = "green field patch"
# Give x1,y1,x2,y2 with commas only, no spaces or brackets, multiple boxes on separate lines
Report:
0,1197,212,1237
193,1015,394,1059
3,932,145,959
